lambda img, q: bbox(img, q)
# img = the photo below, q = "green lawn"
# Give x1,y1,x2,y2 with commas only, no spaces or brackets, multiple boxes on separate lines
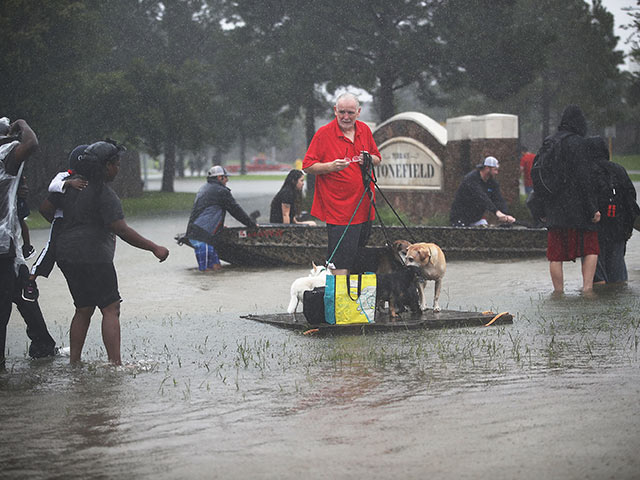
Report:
25,174,287,230
613,154,640,171
173,173,287,182
25,191,197,230
612,155,640,181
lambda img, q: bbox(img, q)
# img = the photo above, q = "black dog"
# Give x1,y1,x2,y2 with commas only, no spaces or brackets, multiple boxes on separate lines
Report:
376,239,411,275
376,266,421,319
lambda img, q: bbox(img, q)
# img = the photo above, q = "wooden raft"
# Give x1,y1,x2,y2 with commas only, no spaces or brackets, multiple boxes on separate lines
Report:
241,309,513,335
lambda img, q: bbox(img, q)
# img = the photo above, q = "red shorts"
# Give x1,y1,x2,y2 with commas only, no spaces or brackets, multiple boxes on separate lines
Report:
547,228,599,262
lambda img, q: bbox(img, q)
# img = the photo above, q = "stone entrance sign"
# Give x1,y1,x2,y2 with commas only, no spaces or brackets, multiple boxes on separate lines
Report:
372,111,519,222
376,137,443,190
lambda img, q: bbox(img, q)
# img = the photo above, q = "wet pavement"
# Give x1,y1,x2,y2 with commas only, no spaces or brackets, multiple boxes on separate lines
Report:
1,184,640,479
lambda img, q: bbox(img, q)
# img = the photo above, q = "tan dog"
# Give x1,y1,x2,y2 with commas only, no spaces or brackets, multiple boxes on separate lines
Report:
376,239,412,274
404,242,446,312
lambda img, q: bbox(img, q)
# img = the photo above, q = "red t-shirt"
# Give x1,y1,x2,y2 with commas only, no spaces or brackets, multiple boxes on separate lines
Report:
520,152,535,188
303,119,381,225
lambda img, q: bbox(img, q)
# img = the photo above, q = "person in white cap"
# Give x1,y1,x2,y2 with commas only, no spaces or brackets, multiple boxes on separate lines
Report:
184,165,258,272
449,156,515,227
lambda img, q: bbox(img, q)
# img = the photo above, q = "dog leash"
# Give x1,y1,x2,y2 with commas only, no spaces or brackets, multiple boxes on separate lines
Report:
360,160,418,246
325,185,370,268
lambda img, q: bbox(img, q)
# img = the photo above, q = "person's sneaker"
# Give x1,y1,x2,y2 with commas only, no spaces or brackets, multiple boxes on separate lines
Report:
23,245,37,260
22,279,39,302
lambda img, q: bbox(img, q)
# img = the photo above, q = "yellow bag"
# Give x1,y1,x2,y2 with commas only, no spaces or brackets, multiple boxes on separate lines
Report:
324,273,376,325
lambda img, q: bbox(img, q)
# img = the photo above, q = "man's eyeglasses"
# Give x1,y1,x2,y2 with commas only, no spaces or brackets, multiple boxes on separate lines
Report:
337,110,357,116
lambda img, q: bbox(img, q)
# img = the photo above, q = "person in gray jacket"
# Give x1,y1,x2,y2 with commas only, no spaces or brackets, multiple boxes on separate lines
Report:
185,165,258,271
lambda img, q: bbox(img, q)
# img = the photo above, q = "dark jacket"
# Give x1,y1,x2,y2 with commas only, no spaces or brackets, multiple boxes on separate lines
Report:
186,178,257,246
587,136,639,242
449,169,508,226
541,105,599,230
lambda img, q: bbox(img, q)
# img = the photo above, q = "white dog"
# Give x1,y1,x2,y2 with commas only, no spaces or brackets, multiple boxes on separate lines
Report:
287,262,331,314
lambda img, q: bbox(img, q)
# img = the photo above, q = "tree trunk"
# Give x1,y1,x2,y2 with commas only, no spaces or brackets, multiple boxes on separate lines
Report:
304,94,317,200
24,143,66,209
541,75,551,141
239,126,247,175
176,150,185,178
212,147,222,167
111,150,143,198
377,74,396,122
161,133,176,192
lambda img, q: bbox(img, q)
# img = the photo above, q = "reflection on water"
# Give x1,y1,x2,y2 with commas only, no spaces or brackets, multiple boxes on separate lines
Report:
1,216,639,479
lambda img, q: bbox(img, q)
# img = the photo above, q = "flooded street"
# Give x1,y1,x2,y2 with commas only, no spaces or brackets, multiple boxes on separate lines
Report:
2,202,640,478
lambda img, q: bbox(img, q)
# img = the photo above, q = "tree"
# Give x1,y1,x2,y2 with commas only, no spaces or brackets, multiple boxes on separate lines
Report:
226,0,341,147
627,1,640,107
417,0,626,146
329,0,443,121
536,0,623,138
433,0,548,102
0,1,98,196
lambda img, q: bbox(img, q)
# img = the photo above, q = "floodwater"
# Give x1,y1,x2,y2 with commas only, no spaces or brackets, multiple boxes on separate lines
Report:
2,207,640,478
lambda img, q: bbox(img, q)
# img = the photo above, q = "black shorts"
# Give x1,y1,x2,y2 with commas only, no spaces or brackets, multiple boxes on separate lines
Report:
59,262,121,309
326,221,372,271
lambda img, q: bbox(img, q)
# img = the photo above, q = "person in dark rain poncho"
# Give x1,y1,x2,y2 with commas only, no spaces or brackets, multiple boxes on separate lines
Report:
587,136,640,284
537,105,600,293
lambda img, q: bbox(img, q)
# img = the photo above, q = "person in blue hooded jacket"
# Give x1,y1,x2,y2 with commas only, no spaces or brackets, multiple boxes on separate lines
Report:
185,165,258,272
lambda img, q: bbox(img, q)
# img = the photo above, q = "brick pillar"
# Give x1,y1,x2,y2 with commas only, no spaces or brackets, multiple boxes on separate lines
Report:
447,114,519,207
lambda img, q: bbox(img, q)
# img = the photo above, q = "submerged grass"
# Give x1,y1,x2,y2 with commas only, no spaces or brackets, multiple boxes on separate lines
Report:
131,303,640,402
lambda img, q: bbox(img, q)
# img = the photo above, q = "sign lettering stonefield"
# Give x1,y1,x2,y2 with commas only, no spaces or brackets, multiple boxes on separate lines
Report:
375,137,443,190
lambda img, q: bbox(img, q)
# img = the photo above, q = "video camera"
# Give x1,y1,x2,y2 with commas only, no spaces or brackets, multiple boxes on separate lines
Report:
360,150,372,169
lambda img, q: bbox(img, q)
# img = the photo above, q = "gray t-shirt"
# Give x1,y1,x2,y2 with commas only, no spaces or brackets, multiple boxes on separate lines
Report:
50,182,124,263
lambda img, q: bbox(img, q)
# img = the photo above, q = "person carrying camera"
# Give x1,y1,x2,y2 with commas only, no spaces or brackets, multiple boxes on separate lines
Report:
302,92,381,274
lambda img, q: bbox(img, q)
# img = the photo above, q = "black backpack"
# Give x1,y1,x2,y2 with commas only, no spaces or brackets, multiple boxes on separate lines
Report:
596,163,640,240
531,131,575,197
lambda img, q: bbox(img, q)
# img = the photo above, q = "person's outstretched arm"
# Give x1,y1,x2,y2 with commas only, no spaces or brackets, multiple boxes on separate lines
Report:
110,219,169,262
5,119,38,175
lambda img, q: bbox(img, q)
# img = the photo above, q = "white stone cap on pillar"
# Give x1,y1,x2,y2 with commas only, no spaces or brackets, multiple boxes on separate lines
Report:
471,114,518,139
374,111,447,146
446,113,518,140
446,115,475,141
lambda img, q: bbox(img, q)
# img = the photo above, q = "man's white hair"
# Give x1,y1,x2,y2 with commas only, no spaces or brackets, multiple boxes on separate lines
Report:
335,92,360,109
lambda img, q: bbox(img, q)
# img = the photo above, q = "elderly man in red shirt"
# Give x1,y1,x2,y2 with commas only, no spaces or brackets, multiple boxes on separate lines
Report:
303,92,382,274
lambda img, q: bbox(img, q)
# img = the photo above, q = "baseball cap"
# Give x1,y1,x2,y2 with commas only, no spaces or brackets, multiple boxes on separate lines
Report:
68,144,89,171
82,141,125,165
477,156,499,169
207,165,233,177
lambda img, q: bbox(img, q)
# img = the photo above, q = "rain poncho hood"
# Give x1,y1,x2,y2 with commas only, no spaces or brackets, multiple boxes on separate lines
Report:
558,104,588,137
0,140,26,273
585,135,609,163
